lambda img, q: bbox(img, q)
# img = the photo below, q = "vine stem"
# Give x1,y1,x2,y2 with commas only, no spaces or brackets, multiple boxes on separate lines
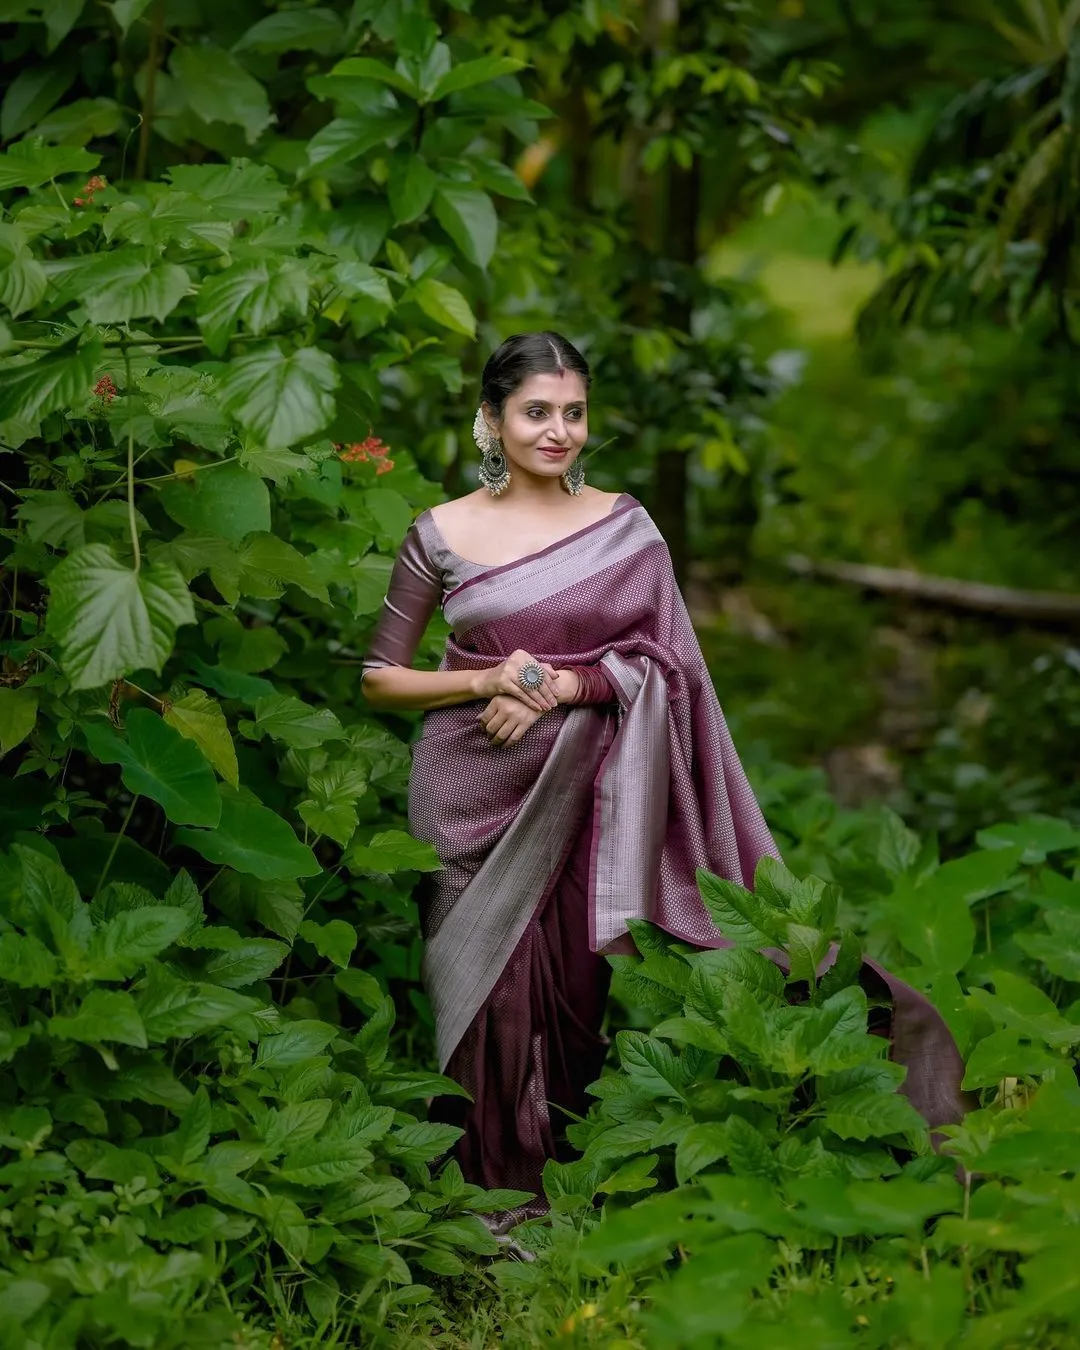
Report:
124,347,141,571
94,794,139,899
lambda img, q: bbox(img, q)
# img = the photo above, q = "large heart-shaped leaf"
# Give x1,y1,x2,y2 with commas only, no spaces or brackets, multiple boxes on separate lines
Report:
197,260,311,353
46,545,195,690
0,337,101,426
218,345,339,450
175,790,321,879
159,463,271,542
83,709,221,827
79,249,190,324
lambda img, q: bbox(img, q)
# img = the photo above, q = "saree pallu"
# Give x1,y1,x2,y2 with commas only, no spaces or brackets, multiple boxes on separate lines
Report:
389,497,965,1199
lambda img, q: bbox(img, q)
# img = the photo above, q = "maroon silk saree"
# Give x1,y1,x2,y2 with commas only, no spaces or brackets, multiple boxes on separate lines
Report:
363,494,965,1200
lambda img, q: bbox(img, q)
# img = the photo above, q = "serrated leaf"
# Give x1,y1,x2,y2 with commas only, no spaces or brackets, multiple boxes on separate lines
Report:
87,905,192,980
77,249,189,325
197,259,311,353
0,931,58,988
386,1121,462,1164
253,694,343,749
348,828,441,874
616,1031,688,1099
696,868,781,945
164,689,239,788
233,533,329,602
674,1122,729,1184
46,545,194,690
0,337,101,426
219,345,339,451
136,970,259,1042
83,709,220,827
165,160,287,218
298,918,356,967
175,1086,211,1165
824,1087,928,1143
171,43,273,144
203,937,288,988
0,687,37,755
0,140,98,191
432,183,497,268
263,1099,333,1156
0,223,47,316
175,790,321,880
724,1114,777,1181
279,1138,373,1186
411,277,475,336
256,1020,337,1069
50,989,146,1048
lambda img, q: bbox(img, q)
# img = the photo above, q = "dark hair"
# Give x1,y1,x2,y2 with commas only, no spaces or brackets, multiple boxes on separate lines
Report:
480,331,591,417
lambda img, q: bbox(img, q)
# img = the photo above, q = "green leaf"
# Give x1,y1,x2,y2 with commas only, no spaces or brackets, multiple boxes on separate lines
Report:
203,937,288,988
962,1029,1059,1091
84,709,221,826
432,183,497,268
110,0,153,36
0,687,37,755
430,56,525,101
171,43,273,144
219,345,339,451
2,65,77,141
43,0,84,49
0,139,98,190
0,931,58,988
87,905,192,980
263,1099,333,1156
298,918,356,967
164,689,239,788
166,160,287,218
256,1020,337,1069
0,337,101,425
674,1122,728,1184
279,1138,374,1186
77,250,190,325
348,828,441,874
696,868,780,946
411,277,476,337
976,816,1080,863
159,464,271,542
175,790,321,880
50,989,147,1048
724,1114,777,1181
889,876,976,976
329,56,422,99
463,154,533,202
174,1086,211,1165
304,112,413,175
233,8,344,55
786,922,829,985
34,98,123,147
298,759,368,847
389,155,437,223
349,553,394,616
47,545,194,691
386,1120,462,1165
253,693,344,749
136,968,259,1041
616,1031,688,1099
824,1087,927,1143
0,223,47,317
197,259,311,353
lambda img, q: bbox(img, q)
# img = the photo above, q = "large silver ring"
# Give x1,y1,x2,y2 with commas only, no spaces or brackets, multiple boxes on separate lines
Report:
518,662,545,692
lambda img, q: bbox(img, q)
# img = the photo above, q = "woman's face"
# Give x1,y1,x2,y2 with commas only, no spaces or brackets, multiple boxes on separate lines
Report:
488,371,588,484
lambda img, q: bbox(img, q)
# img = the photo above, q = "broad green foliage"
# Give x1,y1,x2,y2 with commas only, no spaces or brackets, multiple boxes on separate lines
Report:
0,0,544,1341
488,788,1080,1348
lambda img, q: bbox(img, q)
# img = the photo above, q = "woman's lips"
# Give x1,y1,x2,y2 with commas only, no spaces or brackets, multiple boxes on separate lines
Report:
538,446,569,458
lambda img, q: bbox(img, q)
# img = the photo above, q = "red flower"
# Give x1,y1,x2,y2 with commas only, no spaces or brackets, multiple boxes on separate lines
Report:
93,375,117,404
73,175,108,208
337,432,393,466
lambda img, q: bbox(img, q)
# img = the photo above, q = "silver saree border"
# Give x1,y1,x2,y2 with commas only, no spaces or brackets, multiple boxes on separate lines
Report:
422,704,604,1071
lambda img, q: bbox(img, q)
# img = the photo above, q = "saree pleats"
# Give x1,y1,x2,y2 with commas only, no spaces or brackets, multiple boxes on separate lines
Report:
364,497,969,1202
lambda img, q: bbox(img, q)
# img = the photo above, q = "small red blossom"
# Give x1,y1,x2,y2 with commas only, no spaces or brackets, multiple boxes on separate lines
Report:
337,432,392,465
73,175,108,208
93,375,117,404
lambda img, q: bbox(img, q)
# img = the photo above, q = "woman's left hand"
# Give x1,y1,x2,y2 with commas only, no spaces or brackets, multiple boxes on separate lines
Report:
478,694,545,746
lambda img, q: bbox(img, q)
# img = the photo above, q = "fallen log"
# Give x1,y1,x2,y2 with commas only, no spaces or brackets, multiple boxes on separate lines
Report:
783,554,1080,625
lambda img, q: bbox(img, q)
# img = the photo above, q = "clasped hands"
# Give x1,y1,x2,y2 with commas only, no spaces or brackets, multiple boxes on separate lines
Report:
475,648,581,747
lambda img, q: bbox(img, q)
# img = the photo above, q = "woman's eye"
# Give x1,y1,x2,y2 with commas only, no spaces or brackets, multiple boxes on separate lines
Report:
567,409,584,420
527,407,545,418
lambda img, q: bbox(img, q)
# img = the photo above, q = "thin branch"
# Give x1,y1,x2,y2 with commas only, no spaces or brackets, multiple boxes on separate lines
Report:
135,0,166,181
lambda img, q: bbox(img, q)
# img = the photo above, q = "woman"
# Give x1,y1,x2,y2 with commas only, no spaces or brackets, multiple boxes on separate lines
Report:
361,331,964,1219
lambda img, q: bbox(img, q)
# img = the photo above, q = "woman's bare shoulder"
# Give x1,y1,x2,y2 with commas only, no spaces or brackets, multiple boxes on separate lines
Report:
429,492,490,530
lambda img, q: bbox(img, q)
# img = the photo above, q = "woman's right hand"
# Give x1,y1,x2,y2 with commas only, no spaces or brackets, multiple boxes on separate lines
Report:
473,649,559,713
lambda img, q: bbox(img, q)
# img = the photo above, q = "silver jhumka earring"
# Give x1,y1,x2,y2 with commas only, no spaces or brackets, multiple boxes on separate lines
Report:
561,458,585,496
473,407,510,496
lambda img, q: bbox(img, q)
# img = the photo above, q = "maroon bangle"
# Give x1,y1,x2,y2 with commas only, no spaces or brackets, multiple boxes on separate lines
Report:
565,664,615,705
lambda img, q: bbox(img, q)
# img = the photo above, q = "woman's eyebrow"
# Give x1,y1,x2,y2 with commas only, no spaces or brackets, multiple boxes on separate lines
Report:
524,399,586,408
